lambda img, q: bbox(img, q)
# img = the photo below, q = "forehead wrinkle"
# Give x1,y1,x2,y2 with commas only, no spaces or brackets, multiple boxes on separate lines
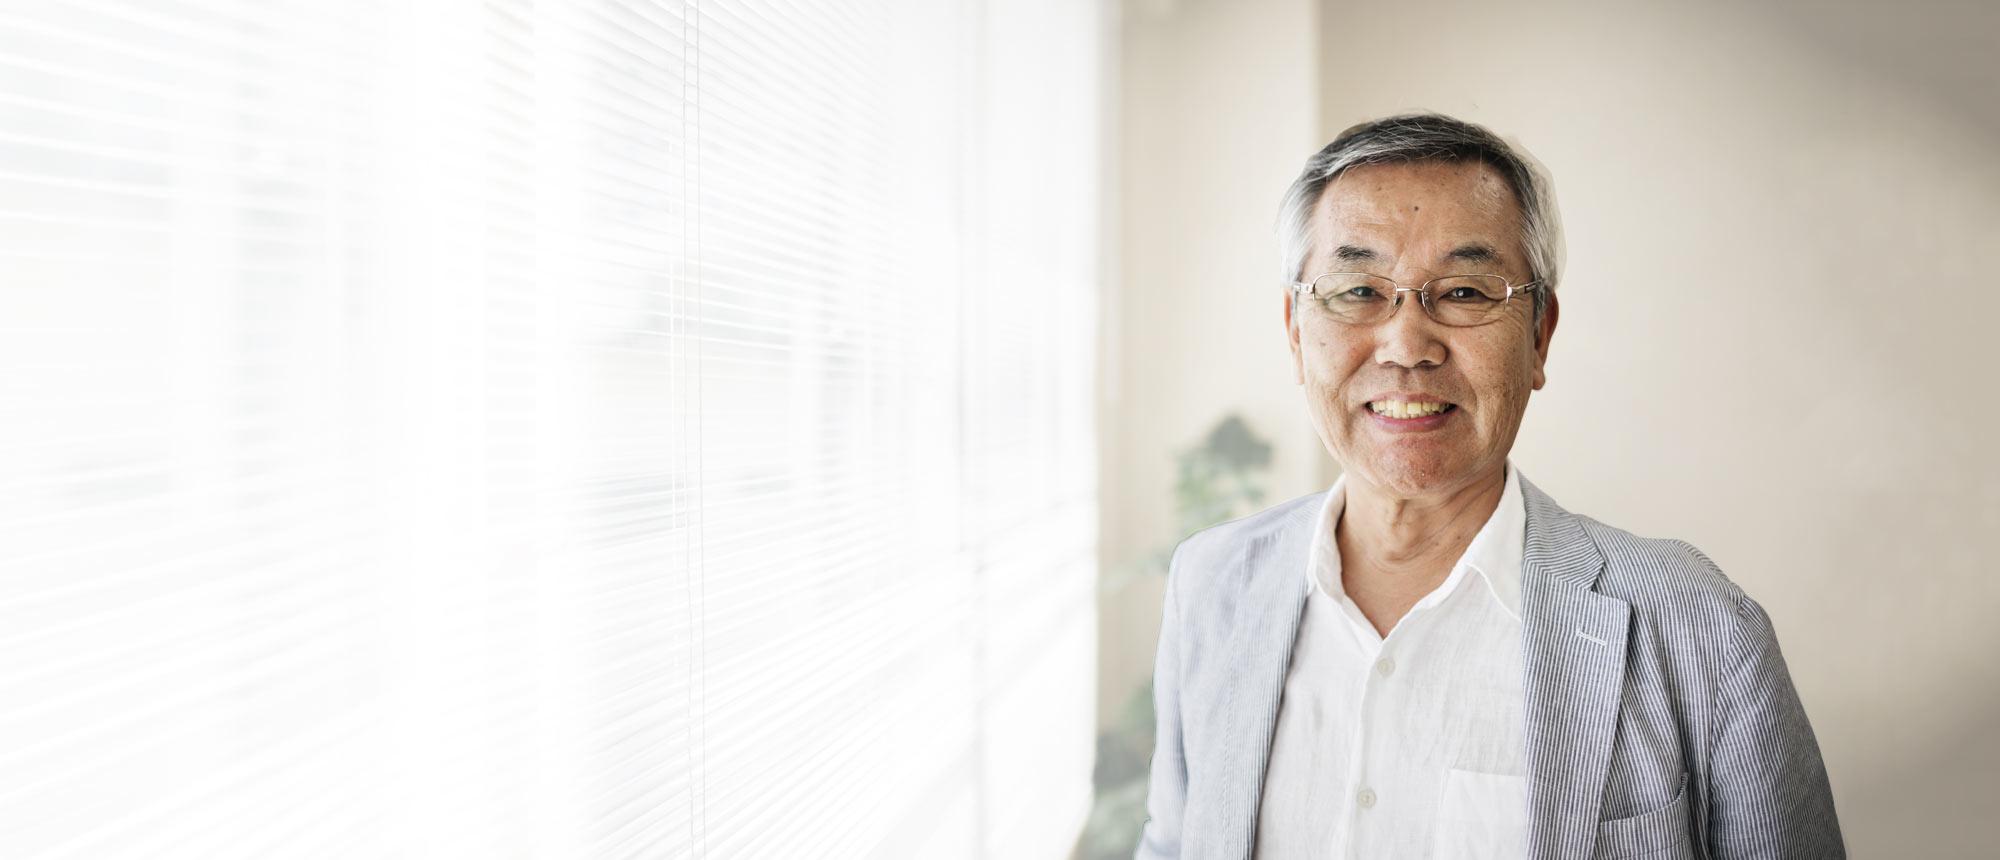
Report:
1307,197,1398,272
1311,162,1527,278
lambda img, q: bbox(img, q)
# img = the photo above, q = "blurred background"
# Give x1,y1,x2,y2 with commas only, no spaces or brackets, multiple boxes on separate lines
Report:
2,0,1996,858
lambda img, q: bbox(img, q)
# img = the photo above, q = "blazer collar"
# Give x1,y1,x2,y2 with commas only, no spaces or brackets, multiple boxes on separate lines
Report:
1208,469,1626,860
1516,473,1631,859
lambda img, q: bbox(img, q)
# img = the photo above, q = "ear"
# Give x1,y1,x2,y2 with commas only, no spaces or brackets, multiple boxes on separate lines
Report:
1531,289,1559,390
1285,288,1305,385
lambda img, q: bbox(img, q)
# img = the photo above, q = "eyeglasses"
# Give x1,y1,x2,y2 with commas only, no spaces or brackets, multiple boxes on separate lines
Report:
1290,272,1542,327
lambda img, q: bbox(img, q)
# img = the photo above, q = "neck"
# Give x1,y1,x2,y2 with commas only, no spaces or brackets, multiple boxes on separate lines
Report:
1337,462,1508,579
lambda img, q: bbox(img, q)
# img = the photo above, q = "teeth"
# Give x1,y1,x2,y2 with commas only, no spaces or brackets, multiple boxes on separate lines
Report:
1371,400,1451,419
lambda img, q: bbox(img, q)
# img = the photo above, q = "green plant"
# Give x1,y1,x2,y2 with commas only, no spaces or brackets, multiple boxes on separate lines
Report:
1170,413,1273,540
1098,414,1275,597
1077,413,1272,860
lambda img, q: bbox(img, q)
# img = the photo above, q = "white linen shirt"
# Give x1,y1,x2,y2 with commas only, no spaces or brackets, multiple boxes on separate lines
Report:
1252,460,1528,860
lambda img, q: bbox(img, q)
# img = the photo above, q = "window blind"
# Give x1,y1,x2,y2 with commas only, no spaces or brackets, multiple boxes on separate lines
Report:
0,0,1104,857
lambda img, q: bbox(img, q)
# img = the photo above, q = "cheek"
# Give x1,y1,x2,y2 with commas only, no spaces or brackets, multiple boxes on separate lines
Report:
1300,332,1366,389
1307,350,1377,446
1465,335,1538,407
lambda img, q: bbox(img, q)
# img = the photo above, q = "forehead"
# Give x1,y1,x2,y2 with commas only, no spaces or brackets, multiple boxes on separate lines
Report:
1309,159,1523,265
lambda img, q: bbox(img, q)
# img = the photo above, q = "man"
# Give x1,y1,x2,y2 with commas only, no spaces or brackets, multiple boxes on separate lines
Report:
1132,114,1842,859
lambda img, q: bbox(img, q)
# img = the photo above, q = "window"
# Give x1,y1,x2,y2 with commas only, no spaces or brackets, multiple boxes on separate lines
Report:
0,1,1102,856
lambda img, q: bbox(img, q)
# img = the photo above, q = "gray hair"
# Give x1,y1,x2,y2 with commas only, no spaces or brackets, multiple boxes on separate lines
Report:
1277,113,1564,324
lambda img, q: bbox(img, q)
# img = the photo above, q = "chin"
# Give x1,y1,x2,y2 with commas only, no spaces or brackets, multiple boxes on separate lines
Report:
1354,453,1467,497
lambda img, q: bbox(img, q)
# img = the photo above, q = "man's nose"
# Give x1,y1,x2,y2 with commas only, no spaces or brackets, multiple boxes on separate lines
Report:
1371,290,1448,368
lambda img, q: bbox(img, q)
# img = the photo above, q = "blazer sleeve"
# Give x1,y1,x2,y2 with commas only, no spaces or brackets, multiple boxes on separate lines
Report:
1133,542,1190,860
1706,593,1845,858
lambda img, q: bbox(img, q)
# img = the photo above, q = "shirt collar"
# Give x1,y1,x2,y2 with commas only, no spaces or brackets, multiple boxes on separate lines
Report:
1303,459,1526,619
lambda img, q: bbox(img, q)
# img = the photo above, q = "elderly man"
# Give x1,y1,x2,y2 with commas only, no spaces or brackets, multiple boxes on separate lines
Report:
1133,114,1842,859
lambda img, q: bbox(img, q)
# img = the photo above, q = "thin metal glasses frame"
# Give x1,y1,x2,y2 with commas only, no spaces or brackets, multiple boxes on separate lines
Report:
1289,272,1543,327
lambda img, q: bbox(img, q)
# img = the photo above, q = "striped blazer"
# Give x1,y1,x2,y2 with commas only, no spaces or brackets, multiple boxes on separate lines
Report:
1134,471,1843,859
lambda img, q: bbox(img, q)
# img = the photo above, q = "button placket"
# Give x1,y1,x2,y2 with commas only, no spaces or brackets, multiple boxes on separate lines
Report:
1342,642,1384,852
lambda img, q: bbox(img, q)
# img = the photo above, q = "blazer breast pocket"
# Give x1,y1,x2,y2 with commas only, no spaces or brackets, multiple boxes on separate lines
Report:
1593,771,1695,860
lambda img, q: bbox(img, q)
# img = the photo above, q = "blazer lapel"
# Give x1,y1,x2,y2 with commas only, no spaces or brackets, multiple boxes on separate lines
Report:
1518,475,1631,860
1199,497,1315,859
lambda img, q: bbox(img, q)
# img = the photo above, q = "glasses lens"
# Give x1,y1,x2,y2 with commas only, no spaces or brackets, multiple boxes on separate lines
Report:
1310,273,1396,323
1427,275,1511,326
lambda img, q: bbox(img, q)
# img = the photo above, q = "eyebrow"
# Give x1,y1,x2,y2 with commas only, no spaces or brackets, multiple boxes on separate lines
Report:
1445,243,1501,265
1333,243,1502,267
1333,244,1378,263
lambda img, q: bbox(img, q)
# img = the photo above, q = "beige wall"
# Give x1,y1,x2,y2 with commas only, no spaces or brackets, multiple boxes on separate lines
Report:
1098,0,1328,726
1103,0,2000,854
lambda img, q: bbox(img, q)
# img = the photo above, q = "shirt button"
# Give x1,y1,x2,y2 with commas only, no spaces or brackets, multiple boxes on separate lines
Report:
1375,657,1395,677
1357,787,1377,809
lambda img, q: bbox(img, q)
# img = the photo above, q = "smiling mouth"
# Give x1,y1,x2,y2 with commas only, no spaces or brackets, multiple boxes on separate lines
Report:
1366,400,1457,419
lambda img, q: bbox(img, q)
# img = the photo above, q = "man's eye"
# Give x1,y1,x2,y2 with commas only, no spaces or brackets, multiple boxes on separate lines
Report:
1441,287,1492,302
1338,287,1380,300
